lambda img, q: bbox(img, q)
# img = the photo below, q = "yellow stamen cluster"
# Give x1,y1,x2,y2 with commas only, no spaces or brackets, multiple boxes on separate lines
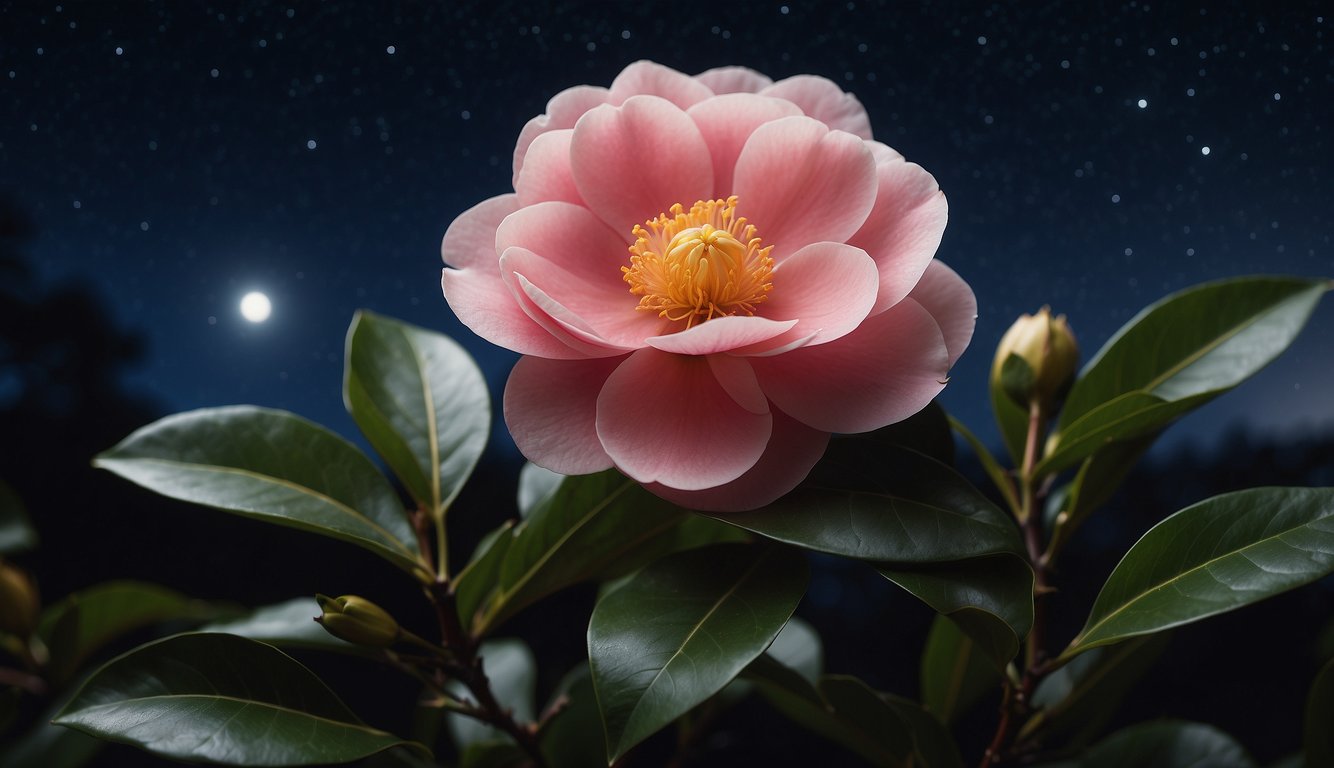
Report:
622,196,774,328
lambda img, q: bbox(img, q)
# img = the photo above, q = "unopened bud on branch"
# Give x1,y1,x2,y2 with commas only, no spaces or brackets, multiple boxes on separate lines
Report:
992,306,1079,411
315,594,400,648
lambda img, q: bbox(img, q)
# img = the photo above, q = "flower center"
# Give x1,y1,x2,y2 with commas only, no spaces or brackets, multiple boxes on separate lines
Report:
622,196,774,329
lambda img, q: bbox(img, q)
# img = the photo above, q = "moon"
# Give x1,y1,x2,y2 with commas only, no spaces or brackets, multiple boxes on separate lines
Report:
239,291,272,323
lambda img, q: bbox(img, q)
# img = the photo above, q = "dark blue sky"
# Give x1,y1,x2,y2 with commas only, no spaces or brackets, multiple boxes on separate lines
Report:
4,1,1331,458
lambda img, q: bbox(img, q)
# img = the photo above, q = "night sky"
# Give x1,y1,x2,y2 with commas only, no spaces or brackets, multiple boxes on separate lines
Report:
4,0,1332,459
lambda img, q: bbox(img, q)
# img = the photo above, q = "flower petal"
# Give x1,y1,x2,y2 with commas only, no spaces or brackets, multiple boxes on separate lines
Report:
848,158,949,313
513,84,610,186
570,96,715,234
496,201,627,280
442,268,586,360
646,316,797,355
687,93,803,196
708,354,769,414
760,241,879,345
505,355,622,474
501,246,668,349
731,116,877,256
647,409,830,512
693,65,773,95
597,349,772,490
440,194,517,270
867,140,904,165
608,60,715,108
752,298,950,433
909,260,977,367
515,129,583,208
760,75,874,139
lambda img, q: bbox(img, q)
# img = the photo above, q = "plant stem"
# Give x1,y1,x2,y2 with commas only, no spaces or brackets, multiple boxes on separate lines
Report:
428,578,549,768
979,400,1057,767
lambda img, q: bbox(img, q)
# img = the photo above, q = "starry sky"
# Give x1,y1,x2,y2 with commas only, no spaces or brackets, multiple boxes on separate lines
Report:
4,0,1331,460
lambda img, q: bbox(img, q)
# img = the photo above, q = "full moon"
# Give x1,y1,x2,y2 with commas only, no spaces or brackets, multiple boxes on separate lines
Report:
239,291,272,323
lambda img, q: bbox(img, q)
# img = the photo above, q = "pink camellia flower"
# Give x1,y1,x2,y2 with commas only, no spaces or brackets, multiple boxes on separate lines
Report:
442,61,976,512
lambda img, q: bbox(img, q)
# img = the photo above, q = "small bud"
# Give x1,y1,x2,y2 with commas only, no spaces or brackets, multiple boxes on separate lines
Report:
0,560,40,638
315,594,400,648
991,306,1079,410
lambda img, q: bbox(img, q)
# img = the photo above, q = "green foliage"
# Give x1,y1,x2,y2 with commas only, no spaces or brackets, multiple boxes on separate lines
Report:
1043,277,1328,476
200,597,360,653
1046,720,1255,768
345,311,490,520
919,614,1000,725
445,640,536,751
54,633,427,766
1068,487,1334,656
588,543,808,762
711,443,1022,563
464,470,744,635
94,406,428,577
37,581,217,685
880,554,1033,666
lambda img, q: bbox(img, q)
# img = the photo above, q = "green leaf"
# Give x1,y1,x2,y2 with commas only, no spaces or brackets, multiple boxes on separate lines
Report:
200,597,359,653
1023,632,1169,747
1055,276,1328,441
991,361,1031,466
37,581,217,685
539,666,608,768
768,615,823,684
589,543,808,762
745,662,962,767
94,406,426,577
53,633,428,766
0,479,37,555
1045,433,1156,555
1069,720,1255,768
1307,657,1334,768
446,639,535,750
516,463,563,518
711,444,1023,563
879,554,1034,666
344,311,489,518
477,471,742,634
454,521,516,631
1037,392,1197,476
854,400,956,466
919,614,1000,725
1068,487,1334,657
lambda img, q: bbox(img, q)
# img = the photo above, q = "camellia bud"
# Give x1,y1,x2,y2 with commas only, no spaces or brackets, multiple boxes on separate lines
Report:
991,306,1079,410
0,559,40,638
315,594,400,648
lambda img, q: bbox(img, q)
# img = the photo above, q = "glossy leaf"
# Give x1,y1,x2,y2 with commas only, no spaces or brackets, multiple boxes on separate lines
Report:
345,311,489,518
1070,720,1254,768
516,463,562,518
1068,487,1334,656
744,657,964,767
446,639,535,750
1037,392,1196,476
200,597,359,653
476,471,741,634
37,581,216,684
1307,657,1334,768
1045,433,1156,556
0,479,37,554
769,615,823,683
1055,276,1328,440
589,543,808,762
920,614,1000,725
539,666,607,768
1023,633,1169,747
991,360,1032,466
879,554,1034,666
94,406,426,576
454,521,515,631
54,633,427,765
712,444,1022,563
